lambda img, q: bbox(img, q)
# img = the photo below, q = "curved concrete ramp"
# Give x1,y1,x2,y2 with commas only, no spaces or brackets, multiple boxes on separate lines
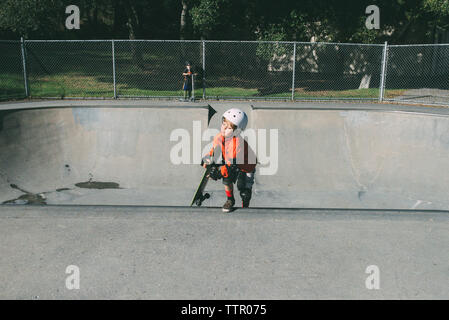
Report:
0,105,212,206
1,101,449,210
250,106,449,210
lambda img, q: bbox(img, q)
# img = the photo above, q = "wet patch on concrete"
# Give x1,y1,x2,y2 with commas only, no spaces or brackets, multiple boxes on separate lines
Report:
2,179,122,205
2,184,77,205
10,184,27,193
2,184,47,205
75,181,121,189
2,193,47,205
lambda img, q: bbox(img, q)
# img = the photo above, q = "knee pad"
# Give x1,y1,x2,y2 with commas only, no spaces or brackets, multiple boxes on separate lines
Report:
240,188,252,202
237,171,255,191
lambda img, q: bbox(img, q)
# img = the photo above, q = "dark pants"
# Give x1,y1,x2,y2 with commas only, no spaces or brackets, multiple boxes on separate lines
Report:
183,81,192,98
222,170,255,191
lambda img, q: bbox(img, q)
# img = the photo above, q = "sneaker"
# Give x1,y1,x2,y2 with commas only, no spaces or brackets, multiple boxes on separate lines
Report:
222,198,235,213
242,200,250,208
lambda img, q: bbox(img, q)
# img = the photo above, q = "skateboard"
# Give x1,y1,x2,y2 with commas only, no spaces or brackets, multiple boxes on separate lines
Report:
190,164,213,206
191,144,221,207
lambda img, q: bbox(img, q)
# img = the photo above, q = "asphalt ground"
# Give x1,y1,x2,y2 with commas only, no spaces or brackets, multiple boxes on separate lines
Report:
1,205,448,299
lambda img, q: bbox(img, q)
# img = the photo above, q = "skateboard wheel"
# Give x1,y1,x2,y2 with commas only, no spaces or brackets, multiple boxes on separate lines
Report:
204,193,210,199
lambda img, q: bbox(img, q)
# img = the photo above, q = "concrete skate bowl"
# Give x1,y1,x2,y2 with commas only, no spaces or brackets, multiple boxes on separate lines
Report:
0,105,215,206
248,106,449,210
1,102,449,210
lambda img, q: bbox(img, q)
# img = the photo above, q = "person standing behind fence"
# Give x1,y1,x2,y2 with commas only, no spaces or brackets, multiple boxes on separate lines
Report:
182,61,197,101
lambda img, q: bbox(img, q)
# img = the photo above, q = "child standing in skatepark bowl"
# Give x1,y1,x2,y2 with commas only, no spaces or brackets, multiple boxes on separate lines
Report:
182,61,195,101
201,108,257,212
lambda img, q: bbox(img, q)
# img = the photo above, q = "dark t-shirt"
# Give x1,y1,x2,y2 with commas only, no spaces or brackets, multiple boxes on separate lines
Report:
183,68,194,83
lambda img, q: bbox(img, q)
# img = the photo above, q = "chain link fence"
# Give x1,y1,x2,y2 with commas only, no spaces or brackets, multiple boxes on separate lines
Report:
293,42,385,100
25,40,114,98
204,41,294,99
1,39,448,106
384,44,449,105
115,40,203,98
0,40,27,100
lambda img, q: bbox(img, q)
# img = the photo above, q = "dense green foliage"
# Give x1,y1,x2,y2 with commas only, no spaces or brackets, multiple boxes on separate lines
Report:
0,0,448,43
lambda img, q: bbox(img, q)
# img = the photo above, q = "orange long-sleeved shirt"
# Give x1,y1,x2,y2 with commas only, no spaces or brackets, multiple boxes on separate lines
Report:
207,133,257,174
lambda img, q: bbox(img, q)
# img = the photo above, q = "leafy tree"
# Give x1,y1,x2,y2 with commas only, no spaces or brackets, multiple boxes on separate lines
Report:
0,0,65,38
423,0,449,41
0,0,447,43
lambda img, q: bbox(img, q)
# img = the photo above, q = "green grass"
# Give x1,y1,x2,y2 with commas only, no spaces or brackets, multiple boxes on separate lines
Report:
118,88,182,97
202,87,259,97
0,47,408,100
0,73,27,100
28,73,114,98
292,88,380,99
1,72,407,100
117,87,259,98
0,43,415,102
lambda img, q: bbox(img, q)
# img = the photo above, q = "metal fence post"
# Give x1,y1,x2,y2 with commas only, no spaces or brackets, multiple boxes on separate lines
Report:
20,37,29,97
291,42,296,101
192,73,195,100
379,41,388,102
112,39,117,99
202,40,206,100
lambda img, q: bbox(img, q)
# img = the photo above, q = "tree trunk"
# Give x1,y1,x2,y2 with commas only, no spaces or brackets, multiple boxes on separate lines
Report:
112,0,121,36
123,0,143,68
124,0,139,40
180,0,188,40
93,0,98,31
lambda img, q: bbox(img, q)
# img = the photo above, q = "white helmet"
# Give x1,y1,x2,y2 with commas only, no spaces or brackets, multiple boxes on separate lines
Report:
223,108,248,131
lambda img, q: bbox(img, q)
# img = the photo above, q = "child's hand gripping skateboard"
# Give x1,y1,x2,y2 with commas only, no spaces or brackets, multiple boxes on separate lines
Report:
190,156,221,207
